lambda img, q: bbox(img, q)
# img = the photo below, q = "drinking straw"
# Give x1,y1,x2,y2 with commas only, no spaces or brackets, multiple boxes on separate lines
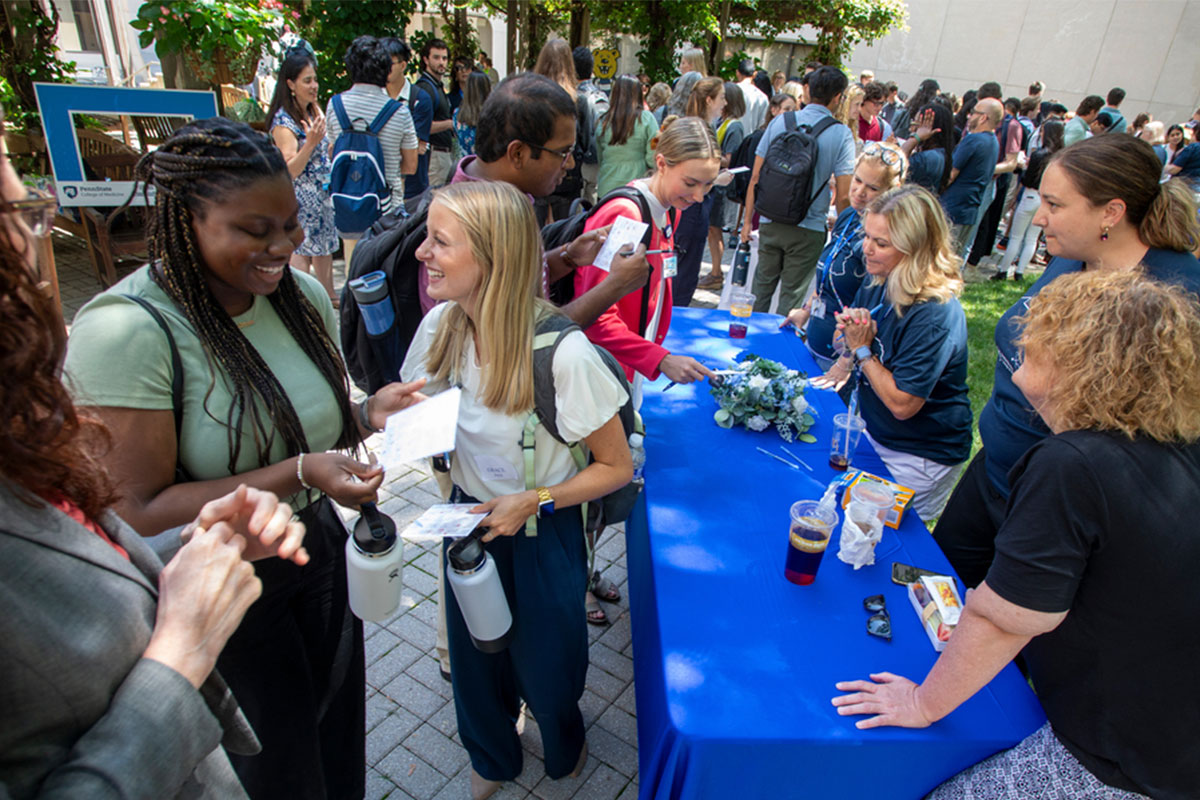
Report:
756,447,799,470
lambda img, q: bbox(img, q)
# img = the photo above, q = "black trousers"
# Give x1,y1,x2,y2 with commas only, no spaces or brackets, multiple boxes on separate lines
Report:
672,193,714,307
930,449,1009,589
444,491,589,782
968,173,1012,265
218,496,365,800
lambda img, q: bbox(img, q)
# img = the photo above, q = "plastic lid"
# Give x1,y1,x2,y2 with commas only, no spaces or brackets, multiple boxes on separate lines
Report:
448,528,487,571
352,502,397,554
347,271,389,304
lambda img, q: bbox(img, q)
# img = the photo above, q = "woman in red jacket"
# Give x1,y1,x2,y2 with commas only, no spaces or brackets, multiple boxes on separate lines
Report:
575,115,719,395
573,114,719,624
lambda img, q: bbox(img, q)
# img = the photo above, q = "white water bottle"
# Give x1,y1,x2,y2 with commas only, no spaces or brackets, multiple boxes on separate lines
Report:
629,433,646,484
345,502,403,622
446,528,513,652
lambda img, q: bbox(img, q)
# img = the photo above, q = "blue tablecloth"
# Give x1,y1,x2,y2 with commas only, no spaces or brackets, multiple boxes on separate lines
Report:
629,308,1045,800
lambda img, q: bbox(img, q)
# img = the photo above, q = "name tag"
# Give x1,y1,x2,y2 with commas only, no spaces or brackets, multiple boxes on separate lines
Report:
810,298,827,320
662,254,678,279
473,454,519,482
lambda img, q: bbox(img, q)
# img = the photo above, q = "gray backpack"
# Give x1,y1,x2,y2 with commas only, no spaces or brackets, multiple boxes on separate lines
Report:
521,312,643,538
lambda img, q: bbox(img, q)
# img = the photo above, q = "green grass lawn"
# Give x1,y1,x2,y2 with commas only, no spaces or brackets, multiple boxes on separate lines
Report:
959,277,1031,458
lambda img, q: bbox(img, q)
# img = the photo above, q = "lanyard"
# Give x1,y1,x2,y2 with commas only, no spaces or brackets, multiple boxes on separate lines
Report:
819,214,862,309
868,302,893,325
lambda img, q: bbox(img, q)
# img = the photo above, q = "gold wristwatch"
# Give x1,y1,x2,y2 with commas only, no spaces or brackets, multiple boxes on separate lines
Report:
535,486,555,517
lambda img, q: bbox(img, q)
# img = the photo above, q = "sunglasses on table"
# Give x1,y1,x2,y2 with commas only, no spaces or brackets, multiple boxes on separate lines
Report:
864,594,891,641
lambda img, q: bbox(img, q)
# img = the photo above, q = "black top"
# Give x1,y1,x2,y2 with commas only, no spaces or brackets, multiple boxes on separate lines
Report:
418,70,454,149
986,431,1200,799
1019,146,1052,190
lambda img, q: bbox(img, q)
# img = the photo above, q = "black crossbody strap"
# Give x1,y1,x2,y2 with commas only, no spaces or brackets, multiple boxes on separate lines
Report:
122,294,189,482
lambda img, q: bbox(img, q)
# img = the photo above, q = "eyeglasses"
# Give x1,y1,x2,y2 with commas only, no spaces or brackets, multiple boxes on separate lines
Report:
520,140,574,165
863,594,892,640
861,142,902,168
6,188,57,238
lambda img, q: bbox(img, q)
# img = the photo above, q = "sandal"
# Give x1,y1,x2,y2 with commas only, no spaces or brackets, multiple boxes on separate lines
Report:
588,571,621,604
586,594,609,626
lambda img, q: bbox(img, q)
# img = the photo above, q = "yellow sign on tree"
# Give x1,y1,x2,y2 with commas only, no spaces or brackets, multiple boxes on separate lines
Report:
592,48,619,79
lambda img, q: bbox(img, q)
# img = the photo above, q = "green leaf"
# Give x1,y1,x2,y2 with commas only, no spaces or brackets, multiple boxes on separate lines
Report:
714,409,734,429
798,433,818,444
802,414,815,426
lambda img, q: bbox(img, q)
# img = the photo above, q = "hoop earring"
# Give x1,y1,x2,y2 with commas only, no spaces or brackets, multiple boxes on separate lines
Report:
1100,225,1110,242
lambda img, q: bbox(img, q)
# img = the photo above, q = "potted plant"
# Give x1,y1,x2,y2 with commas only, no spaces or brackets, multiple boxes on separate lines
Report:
131,1,285,88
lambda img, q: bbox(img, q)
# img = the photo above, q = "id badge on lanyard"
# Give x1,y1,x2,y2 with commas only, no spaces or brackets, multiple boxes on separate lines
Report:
662,253,678,278
810,297,827,320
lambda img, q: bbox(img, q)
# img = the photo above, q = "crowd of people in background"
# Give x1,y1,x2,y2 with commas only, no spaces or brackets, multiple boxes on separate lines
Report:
2,25,1199,800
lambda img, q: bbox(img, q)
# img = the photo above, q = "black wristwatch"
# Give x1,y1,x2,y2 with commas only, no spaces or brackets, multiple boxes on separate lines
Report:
358,395,383,434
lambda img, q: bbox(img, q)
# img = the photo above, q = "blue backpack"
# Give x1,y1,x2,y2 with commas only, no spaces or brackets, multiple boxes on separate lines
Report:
329,94,402,235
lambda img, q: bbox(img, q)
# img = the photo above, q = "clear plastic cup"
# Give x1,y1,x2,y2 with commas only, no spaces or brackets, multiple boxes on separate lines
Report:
849,481,896,526
785,499,840,585
829,413,867,471
729,290,755,338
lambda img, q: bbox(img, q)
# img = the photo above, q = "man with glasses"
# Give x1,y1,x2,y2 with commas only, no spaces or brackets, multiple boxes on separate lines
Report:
940,98,1001,260
858,82,894,143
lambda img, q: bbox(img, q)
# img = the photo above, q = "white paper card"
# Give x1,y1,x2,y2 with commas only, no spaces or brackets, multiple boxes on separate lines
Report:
402,504,488,542
592,215,649,272
474,454,520,481
378,387,461,470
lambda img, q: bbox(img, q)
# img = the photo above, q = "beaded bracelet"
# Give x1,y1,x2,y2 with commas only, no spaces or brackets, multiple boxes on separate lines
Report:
296,452,312,491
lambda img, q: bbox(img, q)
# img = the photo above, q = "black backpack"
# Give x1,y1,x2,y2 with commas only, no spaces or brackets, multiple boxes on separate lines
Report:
524,312,642,538
339,190,433,394
726,127,764,204
754,113,840,224
540,185,661,332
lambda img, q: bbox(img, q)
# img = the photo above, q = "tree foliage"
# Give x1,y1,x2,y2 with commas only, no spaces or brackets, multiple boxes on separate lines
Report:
590,0,718,84
0,0,76,132
282,0,417,96
799,0,908,66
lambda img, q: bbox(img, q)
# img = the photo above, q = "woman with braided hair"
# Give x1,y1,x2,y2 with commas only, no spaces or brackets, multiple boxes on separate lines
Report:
64,117,426,800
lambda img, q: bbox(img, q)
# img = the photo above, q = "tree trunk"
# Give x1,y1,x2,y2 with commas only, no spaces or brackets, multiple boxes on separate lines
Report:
506,0,518,74
568,0,590,50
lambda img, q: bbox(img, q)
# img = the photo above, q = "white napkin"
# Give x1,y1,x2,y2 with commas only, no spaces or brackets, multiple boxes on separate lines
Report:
837,501,885,569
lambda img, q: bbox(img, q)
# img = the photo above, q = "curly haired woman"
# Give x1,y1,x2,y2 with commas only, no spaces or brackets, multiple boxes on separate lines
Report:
835,270,1200,800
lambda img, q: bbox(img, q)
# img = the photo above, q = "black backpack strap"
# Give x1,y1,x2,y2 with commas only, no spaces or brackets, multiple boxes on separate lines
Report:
122,294,190,482
599,187,657,337
784,110,798,132
800,115,842,208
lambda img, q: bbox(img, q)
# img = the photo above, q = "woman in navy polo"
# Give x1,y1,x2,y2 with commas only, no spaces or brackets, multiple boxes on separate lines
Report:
933,134,1200,589
781,142,907,370
813,185,971,523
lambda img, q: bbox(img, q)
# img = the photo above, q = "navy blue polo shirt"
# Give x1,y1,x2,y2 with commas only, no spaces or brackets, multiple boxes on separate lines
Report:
404,83,434,199
907,147,946,194
807,206,866,360
977,248,1200,496
1171,143,1200,191
940,132,999,225
852,281,972,466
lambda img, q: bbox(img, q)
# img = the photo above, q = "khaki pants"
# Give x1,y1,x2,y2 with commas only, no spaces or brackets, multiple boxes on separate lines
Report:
429,148,455,189
751,222,827,315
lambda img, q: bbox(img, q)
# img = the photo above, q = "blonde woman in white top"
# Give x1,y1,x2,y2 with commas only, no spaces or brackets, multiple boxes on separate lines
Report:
400,180,631,800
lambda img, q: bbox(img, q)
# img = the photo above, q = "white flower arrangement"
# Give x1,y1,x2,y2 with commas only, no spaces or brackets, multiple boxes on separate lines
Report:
710,353,817,443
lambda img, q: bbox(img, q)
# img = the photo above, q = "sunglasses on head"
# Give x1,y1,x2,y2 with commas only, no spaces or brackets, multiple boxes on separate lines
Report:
864,594,891,641
861,142,902,168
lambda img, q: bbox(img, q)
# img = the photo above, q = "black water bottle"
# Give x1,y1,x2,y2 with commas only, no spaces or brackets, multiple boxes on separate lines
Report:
730,241,752,287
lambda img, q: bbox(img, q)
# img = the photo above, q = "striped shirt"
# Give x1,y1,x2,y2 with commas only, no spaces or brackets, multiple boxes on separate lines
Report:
325,83,418,208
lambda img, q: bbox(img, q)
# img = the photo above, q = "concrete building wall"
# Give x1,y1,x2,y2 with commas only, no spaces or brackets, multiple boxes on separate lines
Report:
848,0,1200,126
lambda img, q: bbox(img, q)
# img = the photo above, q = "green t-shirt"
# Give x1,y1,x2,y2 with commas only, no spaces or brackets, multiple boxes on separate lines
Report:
65,266,344,484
